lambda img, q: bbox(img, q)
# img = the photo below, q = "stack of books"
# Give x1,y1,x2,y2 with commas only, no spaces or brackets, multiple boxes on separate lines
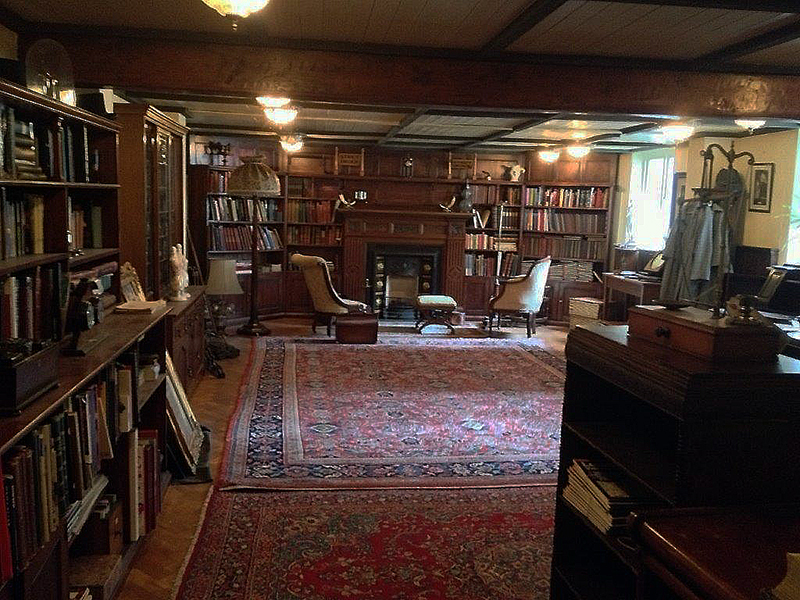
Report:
562,458,660,534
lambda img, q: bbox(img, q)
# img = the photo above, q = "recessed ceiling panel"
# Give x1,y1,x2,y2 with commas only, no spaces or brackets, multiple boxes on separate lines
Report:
507,1,796,60
735,37,800,68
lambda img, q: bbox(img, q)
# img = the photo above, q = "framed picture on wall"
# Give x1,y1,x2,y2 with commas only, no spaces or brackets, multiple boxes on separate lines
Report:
749,163,774,213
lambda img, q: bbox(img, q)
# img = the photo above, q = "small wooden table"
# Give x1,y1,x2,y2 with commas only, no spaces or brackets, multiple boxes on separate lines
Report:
602,272,662,320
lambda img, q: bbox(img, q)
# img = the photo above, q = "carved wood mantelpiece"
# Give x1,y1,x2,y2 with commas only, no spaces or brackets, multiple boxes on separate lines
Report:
340,208,469,304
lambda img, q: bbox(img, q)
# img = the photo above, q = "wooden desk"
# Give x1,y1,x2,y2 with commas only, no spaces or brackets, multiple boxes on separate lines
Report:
632,506,800,600
602,272,661,320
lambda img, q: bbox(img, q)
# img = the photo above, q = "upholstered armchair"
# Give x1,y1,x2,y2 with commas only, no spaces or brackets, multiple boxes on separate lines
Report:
290,253,369,335
488,256,551,337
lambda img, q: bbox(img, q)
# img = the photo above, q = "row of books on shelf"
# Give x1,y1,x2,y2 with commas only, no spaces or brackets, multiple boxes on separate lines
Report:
0,355,163,583
465,233,517,251
286,199,334,223
207,196,282,223
235,261,283,275
464,253,496,277
524,235,605,260
1,263,63,341
562,458,660,535
70,200,105,251
1,191,44,258
524,208,606,234
1,105,98,183
548,260,597,282
286,224,341,246
472,185,521,206
526,186,609,208
498,252,520,278
210,224,283,252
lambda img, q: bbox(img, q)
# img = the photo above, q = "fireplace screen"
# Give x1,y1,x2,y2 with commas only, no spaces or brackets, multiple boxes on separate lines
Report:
368,246,440,319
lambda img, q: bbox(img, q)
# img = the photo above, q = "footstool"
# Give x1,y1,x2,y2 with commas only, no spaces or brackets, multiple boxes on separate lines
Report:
335,311,378,344
415,295,457,334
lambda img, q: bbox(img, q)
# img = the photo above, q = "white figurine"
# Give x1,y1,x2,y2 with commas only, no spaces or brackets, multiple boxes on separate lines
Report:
168,244,191,301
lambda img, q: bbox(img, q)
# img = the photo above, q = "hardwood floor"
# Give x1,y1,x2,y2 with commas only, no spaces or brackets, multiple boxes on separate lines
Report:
114,318,568,599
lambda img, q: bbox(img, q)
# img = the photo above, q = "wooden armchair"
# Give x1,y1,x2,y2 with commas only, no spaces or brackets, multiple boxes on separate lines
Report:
290,253,369,335
488,256,551,337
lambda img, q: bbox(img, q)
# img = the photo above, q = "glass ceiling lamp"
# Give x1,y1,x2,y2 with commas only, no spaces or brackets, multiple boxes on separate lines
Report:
566,145,590,158
201,0,269,18
660,124,694,144
228,156,281,336
539,149,560,163
264,106,298,125
280,135,304,153
257,96,291,108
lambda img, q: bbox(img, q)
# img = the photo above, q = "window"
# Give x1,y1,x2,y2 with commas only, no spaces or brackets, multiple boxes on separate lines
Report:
788,194,800,264
625,149,675,250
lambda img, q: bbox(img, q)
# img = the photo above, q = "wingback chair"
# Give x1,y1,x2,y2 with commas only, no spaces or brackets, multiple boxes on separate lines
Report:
290,253,369,335
488,256,551,337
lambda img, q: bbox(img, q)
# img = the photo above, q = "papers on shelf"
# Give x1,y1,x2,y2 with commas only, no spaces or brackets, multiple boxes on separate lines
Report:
114,299,167,314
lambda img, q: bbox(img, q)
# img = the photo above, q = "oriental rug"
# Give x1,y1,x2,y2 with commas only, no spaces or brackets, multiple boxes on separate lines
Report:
173,486,555,600
222,337,564,489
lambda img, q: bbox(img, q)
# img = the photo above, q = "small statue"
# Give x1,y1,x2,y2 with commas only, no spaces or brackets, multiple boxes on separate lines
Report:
168,244,191,302
502,164,526,182
439,195,457,212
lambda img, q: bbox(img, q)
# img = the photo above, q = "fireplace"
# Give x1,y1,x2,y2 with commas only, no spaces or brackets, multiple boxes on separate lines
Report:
367,245,441,318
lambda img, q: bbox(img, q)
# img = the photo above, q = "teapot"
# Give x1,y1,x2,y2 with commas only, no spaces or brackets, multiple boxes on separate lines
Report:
503,164,526,182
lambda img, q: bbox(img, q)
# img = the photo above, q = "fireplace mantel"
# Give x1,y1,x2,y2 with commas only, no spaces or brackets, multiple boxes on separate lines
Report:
340,206,468,304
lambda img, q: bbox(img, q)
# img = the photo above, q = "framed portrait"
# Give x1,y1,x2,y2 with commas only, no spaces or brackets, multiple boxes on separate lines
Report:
670,171,687,224
749,163,774,213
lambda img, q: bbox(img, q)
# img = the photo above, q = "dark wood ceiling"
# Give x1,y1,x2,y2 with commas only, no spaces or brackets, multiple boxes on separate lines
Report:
4,0,800,152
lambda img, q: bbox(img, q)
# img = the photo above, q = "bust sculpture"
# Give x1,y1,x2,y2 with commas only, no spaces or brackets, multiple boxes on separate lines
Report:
169,244,191,302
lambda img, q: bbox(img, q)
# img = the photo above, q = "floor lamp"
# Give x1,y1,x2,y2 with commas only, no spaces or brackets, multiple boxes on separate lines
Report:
227,156,281,336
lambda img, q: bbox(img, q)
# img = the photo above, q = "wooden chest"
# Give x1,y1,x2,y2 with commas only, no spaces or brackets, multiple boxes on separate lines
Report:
628,305,784,363
335,313,378,344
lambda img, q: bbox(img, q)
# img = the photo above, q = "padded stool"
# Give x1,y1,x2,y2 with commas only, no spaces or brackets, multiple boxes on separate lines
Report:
415,295,457,334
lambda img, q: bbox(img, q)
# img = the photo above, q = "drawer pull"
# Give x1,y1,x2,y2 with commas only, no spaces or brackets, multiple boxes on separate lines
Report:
655,326,671,339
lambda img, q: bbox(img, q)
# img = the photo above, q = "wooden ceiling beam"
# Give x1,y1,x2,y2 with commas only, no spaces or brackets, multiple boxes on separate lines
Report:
482,0,569,52
697,18,800,64
607,0,800,11
378,108,428,146
37,33,800,119
458,114,561,149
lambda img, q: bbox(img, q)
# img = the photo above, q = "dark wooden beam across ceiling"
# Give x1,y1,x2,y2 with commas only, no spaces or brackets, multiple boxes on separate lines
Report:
458,114,559,149
378,108,427,146
482,0,569,52
37,33,800,119
608,0,800,11
697,18,800,64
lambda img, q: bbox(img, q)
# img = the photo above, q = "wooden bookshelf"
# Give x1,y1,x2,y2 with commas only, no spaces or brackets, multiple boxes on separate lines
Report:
551,323,800,600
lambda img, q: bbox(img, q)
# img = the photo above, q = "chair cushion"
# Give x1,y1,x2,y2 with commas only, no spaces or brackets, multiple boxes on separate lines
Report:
416,294,457,310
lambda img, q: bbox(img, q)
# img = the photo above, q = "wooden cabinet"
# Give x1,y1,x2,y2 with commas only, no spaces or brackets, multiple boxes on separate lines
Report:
283,271,314,314
550,323,800,600
166,286,206,397
462,275,495,315
117,105,188,299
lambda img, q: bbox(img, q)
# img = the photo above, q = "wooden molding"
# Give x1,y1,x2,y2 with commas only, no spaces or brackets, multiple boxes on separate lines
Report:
37,33,800,119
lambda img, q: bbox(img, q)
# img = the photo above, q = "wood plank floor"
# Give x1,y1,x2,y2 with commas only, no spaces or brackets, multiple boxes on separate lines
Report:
114,318,568,600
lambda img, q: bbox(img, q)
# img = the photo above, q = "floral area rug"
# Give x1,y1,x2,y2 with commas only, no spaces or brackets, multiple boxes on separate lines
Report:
222,336,565,489
173,486,555,600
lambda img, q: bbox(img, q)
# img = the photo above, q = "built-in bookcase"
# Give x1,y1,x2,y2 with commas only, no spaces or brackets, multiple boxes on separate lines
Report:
0,78,173,600
0,79,121,343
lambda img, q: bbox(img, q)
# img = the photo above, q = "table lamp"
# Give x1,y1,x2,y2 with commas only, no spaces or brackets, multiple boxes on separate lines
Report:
206,258,244,334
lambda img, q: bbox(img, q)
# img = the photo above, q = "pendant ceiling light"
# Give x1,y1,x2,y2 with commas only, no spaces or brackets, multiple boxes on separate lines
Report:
264,106,298,125
201,0,270,18
566,145,590,158
280,135,303,153
256,96,291,108
538,149,560,163
735,119,766,131
660,124,694,144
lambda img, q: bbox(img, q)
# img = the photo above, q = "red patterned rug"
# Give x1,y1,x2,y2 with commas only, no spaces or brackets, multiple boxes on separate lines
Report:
222,337,564,489
173,486,555,600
